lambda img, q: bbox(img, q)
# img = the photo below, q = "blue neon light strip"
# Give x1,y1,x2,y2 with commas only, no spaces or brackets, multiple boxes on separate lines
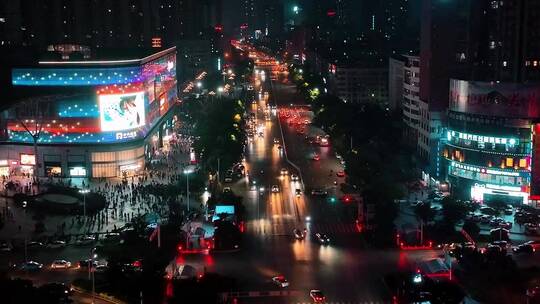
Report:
12,67,143,86
8,130,141,144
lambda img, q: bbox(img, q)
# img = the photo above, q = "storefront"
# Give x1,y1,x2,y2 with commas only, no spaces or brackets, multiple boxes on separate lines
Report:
0,160,9,177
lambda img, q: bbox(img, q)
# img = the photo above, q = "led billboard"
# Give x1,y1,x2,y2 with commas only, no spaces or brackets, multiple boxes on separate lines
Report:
99,92,145,132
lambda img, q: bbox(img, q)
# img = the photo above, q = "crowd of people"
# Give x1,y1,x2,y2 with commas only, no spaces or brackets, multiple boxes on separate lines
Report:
0,131,201,240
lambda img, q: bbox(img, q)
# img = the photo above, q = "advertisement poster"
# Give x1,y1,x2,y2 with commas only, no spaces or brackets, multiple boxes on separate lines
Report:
449,79,540,118
99,92,146,131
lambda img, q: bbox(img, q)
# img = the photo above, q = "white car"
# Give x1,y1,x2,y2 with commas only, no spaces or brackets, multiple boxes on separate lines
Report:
51,260,71,269
271,185,280,193
272,276,290,288
291,174,299,181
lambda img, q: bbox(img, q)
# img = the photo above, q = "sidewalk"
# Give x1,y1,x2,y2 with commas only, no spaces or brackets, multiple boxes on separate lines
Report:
0,134,207,242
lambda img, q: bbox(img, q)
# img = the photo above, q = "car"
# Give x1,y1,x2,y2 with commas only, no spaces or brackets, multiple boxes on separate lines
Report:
335,153,342,160
311,189,328,196
312,154,320,161
51,260,71,269
75,236,95,246
484,241,509,254
319,137,329,146
78,259,98,270
271,185,280,193
504,205,514,215
0,241,13,252
498,221,513,229
224,176,233,183
271,276,290,288
513,243,535,254
293,229,305,240
310,290,326,303
524,240,540,250
489,217,504,227
273,138,280,144
295,189,302,196
480,206,497,215
336,171,345,177
280,168,289,175
525,223,539,235
480,215,494,223
291,174,299,181
223,187,232,193
277,145,283,150
27,241,44,249
46,240,66,249
20,261,43,272
314,233,330,245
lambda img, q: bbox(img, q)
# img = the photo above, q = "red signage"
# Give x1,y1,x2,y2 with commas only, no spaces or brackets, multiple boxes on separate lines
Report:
449,79,540,118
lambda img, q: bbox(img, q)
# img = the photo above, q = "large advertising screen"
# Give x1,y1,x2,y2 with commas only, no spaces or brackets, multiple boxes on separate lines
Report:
99,92,146,132
449,79,540,118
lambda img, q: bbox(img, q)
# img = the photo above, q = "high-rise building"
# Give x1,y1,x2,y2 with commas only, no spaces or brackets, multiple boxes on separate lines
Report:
0,0,221,49
427,0,540,206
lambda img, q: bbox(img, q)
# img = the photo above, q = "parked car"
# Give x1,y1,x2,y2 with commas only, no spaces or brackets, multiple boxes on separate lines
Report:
75,236,95,246
20,261,43,272
525,223,539,235
27,241,44,249
46,240,66,249
51,260,71,269
513,243,535,254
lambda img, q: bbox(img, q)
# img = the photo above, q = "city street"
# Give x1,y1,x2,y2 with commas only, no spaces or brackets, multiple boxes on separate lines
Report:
178,68,440,303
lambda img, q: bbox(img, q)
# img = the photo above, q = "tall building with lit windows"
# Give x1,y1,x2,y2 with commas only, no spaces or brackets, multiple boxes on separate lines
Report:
434,0,540,206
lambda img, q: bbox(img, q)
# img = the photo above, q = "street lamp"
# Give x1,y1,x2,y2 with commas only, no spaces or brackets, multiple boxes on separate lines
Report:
79,189,90,217
183,165,196,212
90,248,97,304
196,81,202,89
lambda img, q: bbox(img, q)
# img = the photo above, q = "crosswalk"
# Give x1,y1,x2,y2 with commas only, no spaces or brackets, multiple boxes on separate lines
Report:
247,221,359,236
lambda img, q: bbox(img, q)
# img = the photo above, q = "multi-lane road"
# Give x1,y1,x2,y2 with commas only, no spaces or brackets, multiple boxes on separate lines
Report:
180,69,439,303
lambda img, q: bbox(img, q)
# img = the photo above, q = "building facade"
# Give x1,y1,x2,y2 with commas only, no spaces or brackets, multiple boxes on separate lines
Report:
442,79,539,205
0,47,179,178
328,65,388,105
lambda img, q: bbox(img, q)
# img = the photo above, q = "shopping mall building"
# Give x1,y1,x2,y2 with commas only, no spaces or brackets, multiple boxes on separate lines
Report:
0,47,179,178
442,79,540,207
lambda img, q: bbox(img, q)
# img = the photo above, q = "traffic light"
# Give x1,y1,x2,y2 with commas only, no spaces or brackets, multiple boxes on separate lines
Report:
329,196,336,203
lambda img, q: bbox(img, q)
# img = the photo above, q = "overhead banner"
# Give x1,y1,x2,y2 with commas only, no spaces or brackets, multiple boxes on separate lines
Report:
449,79,540,118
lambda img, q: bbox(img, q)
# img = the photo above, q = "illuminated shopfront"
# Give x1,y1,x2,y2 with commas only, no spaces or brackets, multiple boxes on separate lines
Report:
1,47,178,178
443,79,540,205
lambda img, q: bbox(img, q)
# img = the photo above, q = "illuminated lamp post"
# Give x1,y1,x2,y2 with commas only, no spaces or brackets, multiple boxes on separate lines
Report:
79,188,90,217
183,166,196,212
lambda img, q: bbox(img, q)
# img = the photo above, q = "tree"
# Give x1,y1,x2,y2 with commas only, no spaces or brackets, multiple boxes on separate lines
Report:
415,202,436,225
12,97,55,176
441,197,468,229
